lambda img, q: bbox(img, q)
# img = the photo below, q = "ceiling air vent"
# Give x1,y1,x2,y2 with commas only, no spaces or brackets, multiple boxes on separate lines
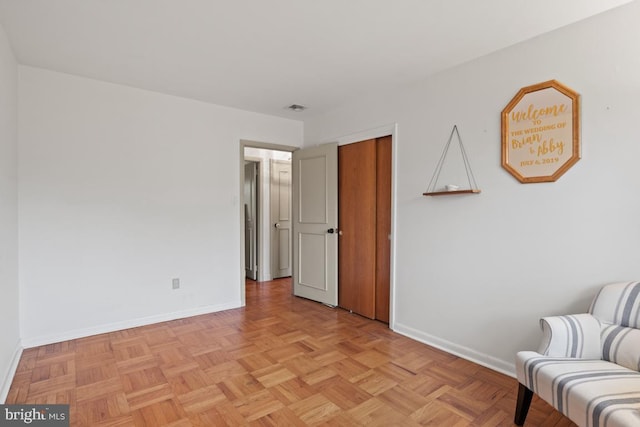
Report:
287,104,306,112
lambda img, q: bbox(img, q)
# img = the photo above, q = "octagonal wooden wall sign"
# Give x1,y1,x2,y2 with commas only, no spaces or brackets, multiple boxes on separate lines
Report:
501,80,580,183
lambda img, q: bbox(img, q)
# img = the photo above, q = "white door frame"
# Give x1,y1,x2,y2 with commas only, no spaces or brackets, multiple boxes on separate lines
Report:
331,123,398,329
239,140,298,306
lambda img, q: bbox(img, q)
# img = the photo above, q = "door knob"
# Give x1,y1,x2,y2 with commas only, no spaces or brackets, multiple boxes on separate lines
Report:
275,223,281,228
327,228,335,234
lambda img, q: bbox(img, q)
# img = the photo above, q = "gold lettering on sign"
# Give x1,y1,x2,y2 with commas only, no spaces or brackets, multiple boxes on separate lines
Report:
510,103,567,123
510,120,566,160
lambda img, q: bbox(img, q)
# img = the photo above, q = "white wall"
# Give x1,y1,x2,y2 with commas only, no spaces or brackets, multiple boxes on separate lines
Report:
304,2,640,375
0,23,20,402
19,66,303,346
244,147,291,281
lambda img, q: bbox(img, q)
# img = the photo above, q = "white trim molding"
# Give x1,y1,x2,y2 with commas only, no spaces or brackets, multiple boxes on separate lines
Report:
21,301,241,349
332,123,397,147
393,322,516,378
1,340,22,403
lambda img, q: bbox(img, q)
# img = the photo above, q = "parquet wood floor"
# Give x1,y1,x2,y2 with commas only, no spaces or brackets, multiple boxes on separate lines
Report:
7,278,575,426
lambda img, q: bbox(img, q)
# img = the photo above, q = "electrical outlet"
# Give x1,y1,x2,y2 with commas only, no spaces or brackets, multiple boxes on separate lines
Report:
172,278,180,289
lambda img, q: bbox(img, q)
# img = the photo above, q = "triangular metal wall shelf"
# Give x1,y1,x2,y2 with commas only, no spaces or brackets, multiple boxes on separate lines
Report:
423,125,481,196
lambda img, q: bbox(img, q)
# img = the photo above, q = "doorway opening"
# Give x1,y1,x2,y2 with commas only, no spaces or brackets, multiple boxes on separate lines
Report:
241,142,295,295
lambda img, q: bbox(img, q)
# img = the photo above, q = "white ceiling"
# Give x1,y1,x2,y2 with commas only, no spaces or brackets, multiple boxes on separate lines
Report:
0,0,633,119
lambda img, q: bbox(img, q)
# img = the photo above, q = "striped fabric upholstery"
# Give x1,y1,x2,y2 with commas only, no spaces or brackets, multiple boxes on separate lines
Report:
538,314,601,359
590,281,640,372
590,281,640,329
601,324,640,372
516,352,640,427
516,282,640,426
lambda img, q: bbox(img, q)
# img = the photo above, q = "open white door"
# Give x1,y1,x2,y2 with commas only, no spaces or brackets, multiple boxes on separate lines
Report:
292,143,338,306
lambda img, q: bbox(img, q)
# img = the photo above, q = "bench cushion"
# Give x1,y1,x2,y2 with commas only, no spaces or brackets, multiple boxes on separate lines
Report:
601,324,640,372
517,351,640,427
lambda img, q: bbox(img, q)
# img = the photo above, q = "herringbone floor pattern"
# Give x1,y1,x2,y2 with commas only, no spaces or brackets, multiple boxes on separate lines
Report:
7,278,574,426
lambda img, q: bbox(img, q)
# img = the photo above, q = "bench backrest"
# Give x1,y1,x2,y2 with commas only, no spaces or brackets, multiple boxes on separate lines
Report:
589,281,640,372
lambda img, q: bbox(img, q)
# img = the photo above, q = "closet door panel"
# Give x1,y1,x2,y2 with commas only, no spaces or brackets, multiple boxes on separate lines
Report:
375,136,392,323
338,139,377,319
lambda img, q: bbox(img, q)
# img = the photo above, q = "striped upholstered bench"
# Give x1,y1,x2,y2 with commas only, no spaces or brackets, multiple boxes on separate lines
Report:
515,281,640,427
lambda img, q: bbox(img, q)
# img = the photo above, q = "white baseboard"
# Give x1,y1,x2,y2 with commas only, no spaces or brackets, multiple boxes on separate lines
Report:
392,322,515,378
1,340,23,403
21,301,242,349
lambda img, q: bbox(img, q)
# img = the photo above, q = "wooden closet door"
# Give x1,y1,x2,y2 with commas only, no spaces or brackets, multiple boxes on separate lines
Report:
338,139,377,319
375,136,392,322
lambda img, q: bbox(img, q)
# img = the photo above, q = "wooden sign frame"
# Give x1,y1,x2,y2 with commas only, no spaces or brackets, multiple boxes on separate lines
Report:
501,80,580,183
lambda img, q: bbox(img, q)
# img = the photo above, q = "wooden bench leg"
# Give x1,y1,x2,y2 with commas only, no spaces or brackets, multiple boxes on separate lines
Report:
514,383,533,426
